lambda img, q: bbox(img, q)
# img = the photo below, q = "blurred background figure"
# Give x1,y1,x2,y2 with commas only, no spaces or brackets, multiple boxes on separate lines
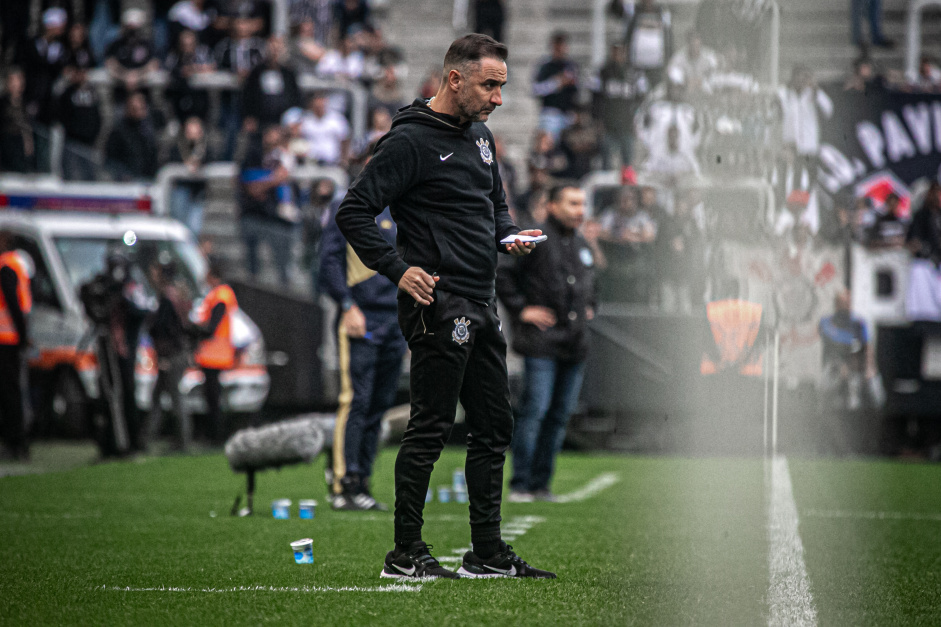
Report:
194,260,238,445
497,184,595,503
106,92,159,182
532,31,580,140
0,233,33,462
474,0,506,43
147,260,194,452
0,68,35,173
168,117,211,235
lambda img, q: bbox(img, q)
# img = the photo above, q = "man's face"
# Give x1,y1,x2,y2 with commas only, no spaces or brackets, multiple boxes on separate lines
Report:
310,95,327,117
619,189,637,214
127,95,147,120
267,37,285,64
549,187,586,229
455,56,506,123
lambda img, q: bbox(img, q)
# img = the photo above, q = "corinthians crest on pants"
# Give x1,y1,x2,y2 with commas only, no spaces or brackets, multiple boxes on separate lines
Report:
476,138,493,165
452,317,471,344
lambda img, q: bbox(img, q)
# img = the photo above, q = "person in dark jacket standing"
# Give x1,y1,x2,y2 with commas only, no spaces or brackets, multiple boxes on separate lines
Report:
320,200,406,512
58,65,102,181
335,34,555,580
241,35,301,136
496,183,595,502
105,92,159,181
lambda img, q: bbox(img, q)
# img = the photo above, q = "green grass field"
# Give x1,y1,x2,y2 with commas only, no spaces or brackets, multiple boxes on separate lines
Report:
3,445,941,625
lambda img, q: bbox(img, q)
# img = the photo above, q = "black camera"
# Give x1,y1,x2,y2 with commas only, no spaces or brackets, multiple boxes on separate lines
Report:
79,252,131,325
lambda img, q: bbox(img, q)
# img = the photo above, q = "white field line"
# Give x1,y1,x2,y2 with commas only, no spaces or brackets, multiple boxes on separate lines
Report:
768,455,817,627
554,472,620,503
804,509,941,523
96,584,421,593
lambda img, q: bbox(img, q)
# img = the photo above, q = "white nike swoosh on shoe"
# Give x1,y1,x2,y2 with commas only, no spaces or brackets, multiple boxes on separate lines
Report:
393,564,417,576
439,153,454,161
483,564,517,576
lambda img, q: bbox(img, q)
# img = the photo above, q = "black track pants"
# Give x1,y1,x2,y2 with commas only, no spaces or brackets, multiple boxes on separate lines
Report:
393,290,513,547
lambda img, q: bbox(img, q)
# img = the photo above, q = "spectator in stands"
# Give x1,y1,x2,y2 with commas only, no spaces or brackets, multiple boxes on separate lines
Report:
290,18,326,73
0,68,34,173
334,0,370,40
851,0,893,49
624,0,672,86
779,65,833,165
494,136,519,216
907,183,941,262
215,16,265,159
317,33,365,81
657,190,704,313
64,22,97,77
0,0,30,67
911,55,941,92
167,117,211,234
906,183,941,321
866,192,908,248
598,185,658,245
300,90,351,166
242,35,301,138
844,56,886,93
290,0,335,46
529,128,568,180
363,106,392,150
168,0,214,51
636,80,702,167
239,125,297,285
474,0,506,43
666,30,717,95
165,29,215,122
369,64,406,118
532,31,580,139
645,125,700,180
88,0,122,62
302,175,336,292
557,105,602,181
418,67,442,100
598,185,658,302
106,91,159,181
18,7,68,171
591,42,650,169
105,8,160,105
361,25,405,81
57,65,102,181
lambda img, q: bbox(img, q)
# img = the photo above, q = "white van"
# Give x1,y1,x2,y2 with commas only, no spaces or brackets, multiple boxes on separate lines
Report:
0,209,269,436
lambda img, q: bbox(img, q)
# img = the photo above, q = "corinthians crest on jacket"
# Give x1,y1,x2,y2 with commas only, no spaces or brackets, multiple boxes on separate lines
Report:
476,138,493,165
452,317,471,344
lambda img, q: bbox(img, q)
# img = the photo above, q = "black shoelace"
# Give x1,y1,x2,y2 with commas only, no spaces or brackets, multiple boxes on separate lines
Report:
501,545,530,568
411,544,441,567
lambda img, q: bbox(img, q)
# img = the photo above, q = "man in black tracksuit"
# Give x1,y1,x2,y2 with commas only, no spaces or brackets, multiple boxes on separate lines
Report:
336,34,556,580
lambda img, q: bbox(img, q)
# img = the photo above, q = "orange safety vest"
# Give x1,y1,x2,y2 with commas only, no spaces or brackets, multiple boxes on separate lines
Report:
194,284,238,370
0,251,32,346
700,299,763,377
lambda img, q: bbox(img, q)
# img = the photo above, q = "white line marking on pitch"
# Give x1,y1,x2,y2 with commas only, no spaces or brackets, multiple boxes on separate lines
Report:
804,509,941,522
554,472,620,503
767,455,817,627
96,584,421,593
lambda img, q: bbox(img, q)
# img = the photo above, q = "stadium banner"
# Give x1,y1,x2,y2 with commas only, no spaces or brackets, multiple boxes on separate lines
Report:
819,86,941,215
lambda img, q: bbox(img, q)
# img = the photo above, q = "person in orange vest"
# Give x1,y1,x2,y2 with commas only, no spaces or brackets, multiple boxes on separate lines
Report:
700,281,766,377
0,231,32,461
194,259,238,444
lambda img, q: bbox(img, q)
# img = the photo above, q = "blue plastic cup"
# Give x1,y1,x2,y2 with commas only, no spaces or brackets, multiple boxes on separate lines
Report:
291,538,314,564
454,488,468,504
272,499,292,519
299,500,317,519
438,486,451,503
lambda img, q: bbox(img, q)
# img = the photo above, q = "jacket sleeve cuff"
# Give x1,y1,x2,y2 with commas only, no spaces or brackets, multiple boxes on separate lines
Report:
382,258,411,288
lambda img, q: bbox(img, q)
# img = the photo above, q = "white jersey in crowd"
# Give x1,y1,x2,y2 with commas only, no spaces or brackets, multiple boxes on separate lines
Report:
636,100,701,164
666,45,719,90
645,149,701,178
778,86,833,157
300,110,350,165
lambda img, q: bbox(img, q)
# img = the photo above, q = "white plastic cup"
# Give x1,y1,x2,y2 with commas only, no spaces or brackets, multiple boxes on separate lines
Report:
452,469,466,492
454,488,468,504
299,500,317,519
425,488,432,503
291,538,314,564
272,499,292,519
437,486,451,503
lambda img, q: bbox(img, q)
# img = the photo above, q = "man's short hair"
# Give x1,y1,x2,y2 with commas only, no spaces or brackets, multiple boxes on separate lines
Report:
547,182,580,204
443,34,508,76
550,31,568,46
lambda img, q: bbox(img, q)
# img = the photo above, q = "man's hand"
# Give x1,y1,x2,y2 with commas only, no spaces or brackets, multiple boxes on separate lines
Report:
341,305,367,338
520,305,556,331
505,229,543,256
399,267,439,305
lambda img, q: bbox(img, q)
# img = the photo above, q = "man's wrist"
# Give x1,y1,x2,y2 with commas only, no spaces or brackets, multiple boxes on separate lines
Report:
341,297,355,312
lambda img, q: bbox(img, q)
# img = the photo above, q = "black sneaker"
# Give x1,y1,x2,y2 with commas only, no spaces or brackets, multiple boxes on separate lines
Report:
380,542,460,580
457,543,557,579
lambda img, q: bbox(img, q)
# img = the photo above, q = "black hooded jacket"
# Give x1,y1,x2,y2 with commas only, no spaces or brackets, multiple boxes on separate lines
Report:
335,98,519,300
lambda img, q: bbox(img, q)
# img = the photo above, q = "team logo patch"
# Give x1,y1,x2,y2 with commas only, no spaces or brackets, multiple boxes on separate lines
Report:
452,317,472,344
476,138,493,165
